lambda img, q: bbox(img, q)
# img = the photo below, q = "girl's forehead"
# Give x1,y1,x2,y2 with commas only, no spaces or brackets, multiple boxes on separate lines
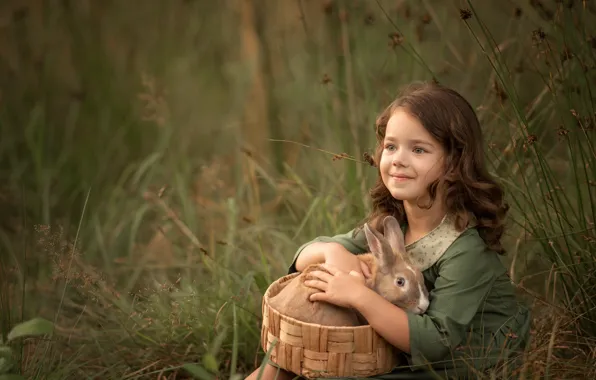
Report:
385,111,435,142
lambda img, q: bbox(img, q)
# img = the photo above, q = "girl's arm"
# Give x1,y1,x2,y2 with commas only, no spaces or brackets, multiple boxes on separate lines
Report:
289,229,369,274
295,242,372,278
352,286,411,353
294,242,335,272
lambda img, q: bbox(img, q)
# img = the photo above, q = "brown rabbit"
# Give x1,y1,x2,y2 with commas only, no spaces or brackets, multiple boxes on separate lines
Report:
268,216,430,326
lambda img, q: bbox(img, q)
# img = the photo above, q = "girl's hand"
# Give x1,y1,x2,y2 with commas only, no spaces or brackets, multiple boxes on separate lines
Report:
324,248,372,279
304,264,369,308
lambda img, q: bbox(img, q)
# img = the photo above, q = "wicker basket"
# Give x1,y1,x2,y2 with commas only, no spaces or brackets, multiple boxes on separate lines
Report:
261,273,399,378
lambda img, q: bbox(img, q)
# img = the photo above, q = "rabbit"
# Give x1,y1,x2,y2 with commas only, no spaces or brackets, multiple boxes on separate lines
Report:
267,215,430,327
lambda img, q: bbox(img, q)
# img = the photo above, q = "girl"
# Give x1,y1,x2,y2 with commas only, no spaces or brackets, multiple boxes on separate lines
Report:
245,81,531,379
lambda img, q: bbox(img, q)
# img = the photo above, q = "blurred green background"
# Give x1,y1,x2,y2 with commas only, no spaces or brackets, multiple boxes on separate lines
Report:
0,0,595,379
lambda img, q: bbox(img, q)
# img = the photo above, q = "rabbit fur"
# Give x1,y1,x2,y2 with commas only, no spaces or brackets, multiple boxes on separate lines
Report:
268,216,430,327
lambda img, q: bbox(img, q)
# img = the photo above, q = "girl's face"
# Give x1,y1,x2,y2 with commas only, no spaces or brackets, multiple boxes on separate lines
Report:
379,109,446,204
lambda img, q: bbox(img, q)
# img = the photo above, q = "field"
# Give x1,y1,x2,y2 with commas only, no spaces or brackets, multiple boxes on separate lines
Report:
1,0,595,379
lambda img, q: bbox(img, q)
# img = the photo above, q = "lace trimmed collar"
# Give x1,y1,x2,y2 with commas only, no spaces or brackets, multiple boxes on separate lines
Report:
403,213,477,271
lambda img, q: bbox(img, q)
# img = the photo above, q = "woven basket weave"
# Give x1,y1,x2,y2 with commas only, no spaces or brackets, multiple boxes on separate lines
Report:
261,273,398,378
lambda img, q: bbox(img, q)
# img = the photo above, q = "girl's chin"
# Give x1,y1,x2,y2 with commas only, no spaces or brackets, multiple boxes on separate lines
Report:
388,190,412,201
388,190,429,203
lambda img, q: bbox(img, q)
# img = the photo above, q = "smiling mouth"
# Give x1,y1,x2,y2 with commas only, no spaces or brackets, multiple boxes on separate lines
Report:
391,175,412,181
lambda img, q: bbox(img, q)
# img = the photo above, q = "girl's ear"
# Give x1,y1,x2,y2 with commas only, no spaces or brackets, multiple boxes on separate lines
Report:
364,223,396,269
382,216,406,261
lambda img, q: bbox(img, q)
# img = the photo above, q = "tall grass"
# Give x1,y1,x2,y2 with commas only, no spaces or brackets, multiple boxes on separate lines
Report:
461,0,596,335
0,0,595,379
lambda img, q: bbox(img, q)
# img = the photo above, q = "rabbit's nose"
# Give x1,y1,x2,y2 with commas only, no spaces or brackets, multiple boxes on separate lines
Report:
415,296,430,314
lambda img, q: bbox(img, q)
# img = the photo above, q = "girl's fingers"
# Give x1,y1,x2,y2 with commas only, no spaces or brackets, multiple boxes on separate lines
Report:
349,270,362,278
309,270,333,282
360,261,372,278
305,280,327,291
309,293,322,302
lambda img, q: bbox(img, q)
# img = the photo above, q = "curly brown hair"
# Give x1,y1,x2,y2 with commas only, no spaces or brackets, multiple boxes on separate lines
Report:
363,81,509,255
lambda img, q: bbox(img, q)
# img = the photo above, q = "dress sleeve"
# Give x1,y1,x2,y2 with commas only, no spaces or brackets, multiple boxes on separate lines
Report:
406,231,505,365
288,228,369,274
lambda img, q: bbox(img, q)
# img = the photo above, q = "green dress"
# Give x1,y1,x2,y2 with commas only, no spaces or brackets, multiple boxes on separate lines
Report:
286,215,532,380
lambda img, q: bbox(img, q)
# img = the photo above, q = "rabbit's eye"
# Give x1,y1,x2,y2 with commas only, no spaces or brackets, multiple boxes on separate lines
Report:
395,277,406,287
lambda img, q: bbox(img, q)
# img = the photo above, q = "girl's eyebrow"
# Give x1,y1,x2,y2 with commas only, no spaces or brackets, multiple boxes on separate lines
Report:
384,136,434,147
410,139,434,147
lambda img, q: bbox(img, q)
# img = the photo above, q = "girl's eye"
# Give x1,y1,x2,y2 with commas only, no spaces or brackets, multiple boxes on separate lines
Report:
413,147,426,154
395,277,406,287
385,144,396,151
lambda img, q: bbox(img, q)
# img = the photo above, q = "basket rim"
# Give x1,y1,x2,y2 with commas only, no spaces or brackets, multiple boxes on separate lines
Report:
263,272,376,331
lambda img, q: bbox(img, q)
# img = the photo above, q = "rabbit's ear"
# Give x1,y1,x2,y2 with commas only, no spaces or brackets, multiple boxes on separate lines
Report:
382,216,406,261
364,223,395,268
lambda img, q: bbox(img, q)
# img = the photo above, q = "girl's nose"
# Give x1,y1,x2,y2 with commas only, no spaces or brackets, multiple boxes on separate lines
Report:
392,149,408,167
